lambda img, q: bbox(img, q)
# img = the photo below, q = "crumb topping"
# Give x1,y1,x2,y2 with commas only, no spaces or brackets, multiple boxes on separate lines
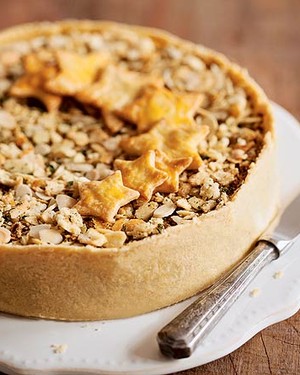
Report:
0,26,266,247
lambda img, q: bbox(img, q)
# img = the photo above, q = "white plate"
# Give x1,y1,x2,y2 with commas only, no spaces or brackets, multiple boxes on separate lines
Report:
0,103,300,375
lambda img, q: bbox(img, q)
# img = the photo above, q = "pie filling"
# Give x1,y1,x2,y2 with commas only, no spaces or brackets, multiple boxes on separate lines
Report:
0,28,265,248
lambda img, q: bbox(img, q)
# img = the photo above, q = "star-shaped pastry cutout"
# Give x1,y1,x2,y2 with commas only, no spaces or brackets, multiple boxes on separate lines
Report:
154,151,192,193
46,50,110,95
120,120,209,169
10,53,62,112
119,86,204,132
114,150,168,200
76,65,163,114
74,171,140,222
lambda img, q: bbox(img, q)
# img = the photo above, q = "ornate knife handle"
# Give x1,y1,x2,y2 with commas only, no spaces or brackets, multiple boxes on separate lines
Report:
157,241,279,359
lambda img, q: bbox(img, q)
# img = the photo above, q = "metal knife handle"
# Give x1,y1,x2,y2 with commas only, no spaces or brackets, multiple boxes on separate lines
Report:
157,240,279,359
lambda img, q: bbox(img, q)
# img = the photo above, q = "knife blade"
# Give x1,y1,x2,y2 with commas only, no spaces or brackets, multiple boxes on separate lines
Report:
262,192,300,252
157,192,300,359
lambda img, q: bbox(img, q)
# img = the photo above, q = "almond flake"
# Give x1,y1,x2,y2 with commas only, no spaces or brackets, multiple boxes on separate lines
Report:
0,227,11,244
55,207,83,236
94,227,127,248
153,203,176,218
15,184,32,199
35,191,53,201
56,194,77,210
135,202,158,221
176,198,192,210
39,229,63,245
78,228,107,247
0,110,16,129
29,224,51,239
45,180,65,195
66,163,94,172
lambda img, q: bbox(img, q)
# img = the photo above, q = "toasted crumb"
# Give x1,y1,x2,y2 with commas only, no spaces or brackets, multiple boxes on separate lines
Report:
249,288,261,298
51,344,68,354
273,271,284,280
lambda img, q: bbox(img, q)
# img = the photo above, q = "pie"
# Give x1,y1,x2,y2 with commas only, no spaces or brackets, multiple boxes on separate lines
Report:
0,21,278,320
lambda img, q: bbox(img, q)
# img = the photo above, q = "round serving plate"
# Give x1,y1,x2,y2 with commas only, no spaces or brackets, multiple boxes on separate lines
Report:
0,103,300,375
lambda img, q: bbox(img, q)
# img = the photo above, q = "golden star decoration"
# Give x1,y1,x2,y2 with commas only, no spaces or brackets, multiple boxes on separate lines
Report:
77,65,163,111
46,50,110,95
114,150,168,201
118,86,204,133
10,53,62,112
74,171,140,222
154,151,192,193
120,120,209,169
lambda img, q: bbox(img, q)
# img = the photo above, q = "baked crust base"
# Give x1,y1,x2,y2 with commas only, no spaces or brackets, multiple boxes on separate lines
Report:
0,21,278,320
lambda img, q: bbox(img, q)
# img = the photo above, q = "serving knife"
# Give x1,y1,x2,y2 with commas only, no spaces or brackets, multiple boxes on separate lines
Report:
157,192,300,359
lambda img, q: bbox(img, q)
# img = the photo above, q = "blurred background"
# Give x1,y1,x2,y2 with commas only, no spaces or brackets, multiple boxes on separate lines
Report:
0,0,299,119
0,1,299,374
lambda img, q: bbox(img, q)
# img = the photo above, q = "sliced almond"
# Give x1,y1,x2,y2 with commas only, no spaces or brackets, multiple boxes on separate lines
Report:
55,207,83,235
78,228,107,247
45,180,65,195
95,163,114,180
0,170,14,186
171,216,187,225
0,227,11,244
0,110,16,129
56,194,77,210
85,169,101,181
40,204,57,224
35,191,53,201
153,203,176,218
135,201,158,221
66,163,94,172
177,210,196,218
39,229,63,245
35,143,51,156
29,224,51,239
176,198,192,210
103,136,121,152
102,230,126,248
15,184,32,199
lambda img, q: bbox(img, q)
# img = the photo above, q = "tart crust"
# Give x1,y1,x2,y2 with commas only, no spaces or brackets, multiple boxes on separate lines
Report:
0,21,278,320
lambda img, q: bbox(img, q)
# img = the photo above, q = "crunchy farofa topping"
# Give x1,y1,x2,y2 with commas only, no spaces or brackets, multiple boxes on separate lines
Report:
0,27,266,248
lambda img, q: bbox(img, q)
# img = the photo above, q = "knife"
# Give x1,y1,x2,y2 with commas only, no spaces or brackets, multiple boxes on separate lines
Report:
157,192,300,359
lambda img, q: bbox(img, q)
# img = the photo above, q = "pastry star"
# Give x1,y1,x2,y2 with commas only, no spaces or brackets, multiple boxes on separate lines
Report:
74,171,140,222
119,86,204,132
120,120,209,169
76,65,163,112
10,53,62,112
46,50,110,95
154,151,192,193
114,150,168,200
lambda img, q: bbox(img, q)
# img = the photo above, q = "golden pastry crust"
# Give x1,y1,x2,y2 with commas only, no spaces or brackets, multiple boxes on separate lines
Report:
0,20,278,320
